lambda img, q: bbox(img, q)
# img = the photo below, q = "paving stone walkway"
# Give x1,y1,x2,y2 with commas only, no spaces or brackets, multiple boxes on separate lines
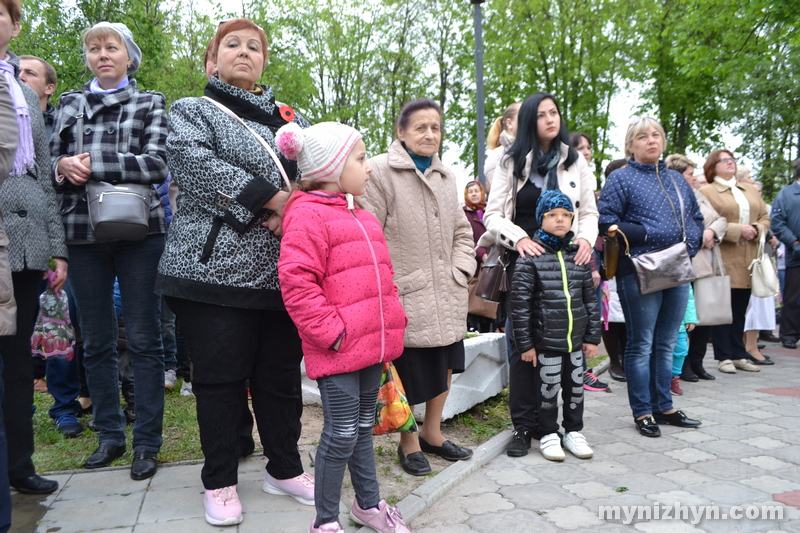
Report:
10,343,800,532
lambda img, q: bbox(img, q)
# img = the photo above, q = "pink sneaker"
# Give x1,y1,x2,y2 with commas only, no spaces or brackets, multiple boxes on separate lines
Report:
263,471,315,505
350,499,410,533
309,519,344,533
204,485,243,526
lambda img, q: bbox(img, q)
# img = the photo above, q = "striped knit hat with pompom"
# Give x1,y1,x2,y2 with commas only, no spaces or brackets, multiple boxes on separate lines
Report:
275,122,361,184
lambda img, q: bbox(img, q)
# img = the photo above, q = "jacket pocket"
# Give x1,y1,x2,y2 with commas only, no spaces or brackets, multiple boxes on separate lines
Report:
451,266,469,288
0,239,13,307
395,269,428,296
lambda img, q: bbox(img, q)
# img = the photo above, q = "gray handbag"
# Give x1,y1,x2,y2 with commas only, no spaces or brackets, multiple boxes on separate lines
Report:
622,167,696,295
75,99,152,241
693,245,732,326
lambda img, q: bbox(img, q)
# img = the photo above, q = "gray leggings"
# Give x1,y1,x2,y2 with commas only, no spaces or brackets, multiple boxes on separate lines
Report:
315,363,382,526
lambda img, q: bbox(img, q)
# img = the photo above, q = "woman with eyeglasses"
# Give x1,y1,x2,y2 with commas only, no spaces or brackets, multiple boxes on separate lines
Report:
698,151,770,375
479,92,598,457
597,116,704,437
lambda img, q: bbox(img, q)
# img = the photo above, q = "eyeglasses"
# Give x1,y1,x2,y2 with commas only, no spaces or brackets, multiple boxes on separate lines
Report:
542,211,574,220
717,157,737,164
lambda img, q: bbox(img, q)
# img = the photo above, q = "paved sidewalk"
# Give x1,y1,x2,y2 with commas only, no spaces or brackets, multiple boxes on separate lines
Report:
414,345,800,532
10,344,800,532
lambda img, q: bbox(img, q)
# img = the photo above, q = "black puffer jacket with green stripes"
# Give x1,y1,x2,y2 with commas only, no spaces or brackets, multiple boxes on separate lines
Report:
510,234,601,354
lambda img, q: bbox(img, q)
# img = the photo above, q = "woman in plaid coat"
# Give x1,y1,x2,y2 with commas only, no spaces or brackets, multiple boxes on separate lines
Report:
51,22,167,481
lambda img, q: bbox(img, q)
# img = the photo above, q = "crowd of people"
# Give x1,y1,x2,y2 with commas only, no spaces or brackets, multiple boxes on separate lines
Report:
1,5,797,533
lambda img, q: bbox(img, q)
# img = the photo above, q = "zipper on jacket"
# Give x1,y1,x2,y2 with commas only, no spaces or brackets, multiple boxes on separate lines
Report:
351,210,386,362
557,250,573,353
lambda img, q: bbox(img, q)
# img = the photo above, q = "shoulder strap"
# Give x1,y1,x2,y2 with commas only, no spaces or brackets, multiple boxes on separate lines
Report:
202,96,292,191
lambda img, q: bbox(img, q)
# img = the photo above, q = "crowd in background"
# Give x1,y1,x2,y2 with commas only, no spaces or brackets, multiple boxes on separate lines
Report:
1,3,799,532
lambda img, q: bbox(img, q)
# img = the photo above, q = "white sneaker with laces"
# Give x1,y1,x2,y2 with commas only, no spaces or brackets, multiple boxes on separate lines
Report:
180,380,194,396
204,485,243,526
562,431,593,459
539,433,565,461
263,471,315,505
164,369,177,391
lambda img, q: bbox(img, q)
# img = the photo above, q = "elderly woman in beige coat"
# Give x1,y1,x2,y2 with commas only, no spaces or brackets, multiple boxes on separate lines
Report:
699,149,769,375
666,154,727,381
363,98,476,476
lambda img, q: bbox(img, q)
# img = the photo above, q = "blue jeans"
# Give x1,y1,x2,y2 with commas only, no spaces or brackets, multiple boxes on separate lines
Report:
67,235,165,452
160,296,177,371
315,364,382,526
617,274,689,418
47,280,81,420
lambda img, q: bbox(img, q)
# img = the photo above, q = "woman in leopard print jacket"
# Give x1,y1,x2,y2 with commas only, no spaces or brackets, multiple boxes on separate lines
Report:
155,18,313,525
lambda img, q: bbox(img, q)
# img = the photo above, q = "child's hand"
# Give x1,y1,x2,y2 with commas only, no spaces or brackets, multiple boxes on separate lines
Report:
686,323,696,332
583,343,598,358
521,348,537,366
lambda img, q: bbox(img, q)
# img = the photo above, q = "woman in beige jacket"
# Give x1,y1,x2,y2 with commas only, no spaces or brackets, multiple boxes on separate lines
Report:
477,92,598,458
699,150,769,375
364,98,476,476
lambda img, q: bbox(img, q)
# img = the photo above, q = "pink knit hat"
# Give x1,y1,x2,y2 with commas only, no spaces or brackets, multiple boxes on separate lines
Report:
275,122,361,183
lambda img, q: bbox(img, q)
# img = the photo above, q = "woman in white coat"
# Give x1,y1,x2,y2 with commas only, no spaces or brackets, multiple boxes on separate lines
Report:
478,92,598,458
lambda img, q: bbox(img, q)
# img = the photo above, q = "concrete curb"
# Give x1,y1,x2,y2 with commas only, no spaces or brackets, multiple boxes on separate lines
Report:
393,429,514,525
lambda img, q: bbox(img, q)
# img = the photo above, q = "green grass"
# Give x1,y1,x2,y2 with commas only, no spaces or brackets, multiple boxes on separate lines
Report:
453,389,512,440
586,354,608,369
32,382,203,472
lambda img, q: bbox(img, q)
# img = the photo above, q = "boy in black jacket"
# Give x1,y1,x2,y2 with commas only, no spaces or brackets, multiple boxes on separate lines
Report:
510,190,601,461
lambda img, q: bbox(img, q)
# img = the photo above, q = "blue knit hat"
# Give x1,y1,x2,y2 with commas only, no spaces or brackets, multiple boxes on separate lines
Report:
536,190,574,226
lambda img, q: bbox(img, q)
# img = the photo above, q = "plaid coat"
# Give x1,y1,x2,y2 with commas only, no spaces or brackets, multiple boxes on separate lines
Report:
0,52,68,272
51,79,168,243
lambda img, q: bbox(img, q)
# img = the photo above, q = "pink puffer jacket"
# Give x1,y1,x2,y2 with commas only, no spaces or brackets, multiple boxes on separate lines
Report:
278,191,407,380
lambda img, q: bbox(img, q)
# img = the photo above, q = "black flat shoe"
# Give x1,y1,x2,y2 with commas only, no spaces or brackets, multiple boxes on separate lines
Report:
635,416,661,437
419,436,473,461
609,368,627,382
654,410,701,428
10,474,59,495
691,366,716,380
680,373,699,383
398,445,431,476
746,354,775,365
782,340,797,349
84,443,126,469
130,451,158,480
757,344,766,350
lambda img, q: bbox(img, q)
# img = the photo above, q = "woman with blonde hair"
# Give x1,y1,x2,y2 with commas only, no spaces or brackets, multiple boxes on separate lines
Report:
598,117,704,437
484,102,521,191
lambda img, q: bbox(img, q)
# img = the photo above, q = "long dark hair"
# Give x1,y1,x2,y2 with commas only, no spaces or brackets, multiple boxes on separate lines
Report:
505,92,578,181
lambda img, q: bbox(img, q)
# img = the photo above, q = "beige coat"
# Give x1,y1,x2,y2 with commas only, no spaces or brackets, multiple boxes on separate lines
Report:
699,181,770,288
691,190,728,279
363,139,476,348
478,142,599,250
0,76,18,335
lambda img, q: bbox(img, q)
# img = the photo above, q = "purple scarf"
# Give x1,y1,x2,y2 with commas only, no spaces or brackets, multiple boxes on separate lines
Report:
0,56,34,176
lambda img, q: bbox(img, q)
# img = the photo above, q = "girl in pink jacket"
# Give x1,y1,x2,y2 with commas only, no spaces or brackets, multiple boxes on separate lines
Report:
276,122,409,533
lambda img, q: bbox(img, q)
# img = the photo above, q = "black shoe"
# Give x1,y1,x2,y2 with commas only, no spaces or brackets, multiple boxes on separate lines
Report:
691,365,716,380
745,353,775,365
397,445,431,476
419,436,473,461
609,367,627,382
782,340,797,349
759,332,780,343
10,474,59,495
506,429,532,457
130,451,158,480
84,443,126,469
757,344,766,350
680,373,699,383
654,409,701,428
635,416,661,437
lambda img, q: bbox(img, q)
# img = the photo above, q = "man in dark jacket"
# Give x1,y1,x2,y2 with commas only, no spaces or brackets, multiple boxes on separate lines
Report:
771,159,800,349
510,190,601,463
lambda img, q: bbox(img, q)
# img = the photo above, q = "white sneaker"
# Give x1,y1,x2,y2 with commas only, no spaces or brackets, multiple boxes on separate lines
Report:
180,381,194,396
539,433,565,461
562,432,593,459
732,359,761,372
164,369,177,391
718,360,737,373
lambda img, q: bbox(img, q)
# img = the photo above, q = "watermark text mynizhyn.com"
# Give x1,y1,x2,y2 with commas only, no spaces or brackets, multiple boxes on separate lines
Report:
599,503,784,525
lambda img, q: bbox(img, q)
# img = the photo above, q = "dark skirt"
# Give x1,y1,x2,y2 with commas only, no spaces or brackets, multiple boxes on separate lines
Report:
392,340,466,406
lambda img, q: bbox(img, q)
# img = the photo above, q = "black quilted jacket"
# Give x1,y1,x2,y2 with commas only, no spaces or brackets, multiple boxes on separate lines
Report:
510,234,601,354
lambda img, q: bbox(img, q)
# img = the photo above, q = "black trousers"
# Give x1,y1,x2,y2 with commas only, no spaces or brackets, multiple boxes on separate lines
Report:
601,322,626,372
504,294,538,436
0,270,44,480
781,266,800,343
167,297,304,490
711,288,751,361
534,350,584,436
686,325,712,370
